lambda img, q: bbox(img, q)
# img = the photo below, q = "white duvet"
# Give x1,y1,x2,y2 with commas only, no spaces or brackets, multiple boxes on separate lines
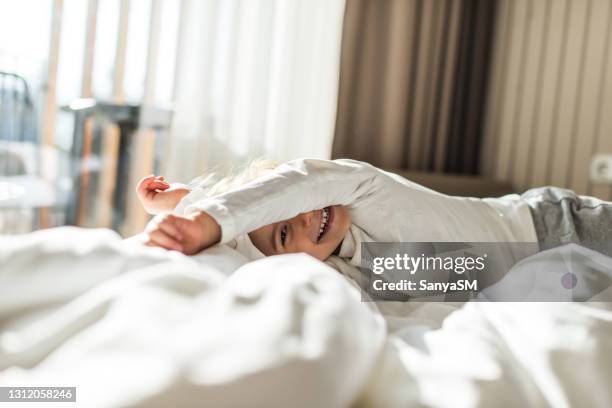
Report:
1,228,612,408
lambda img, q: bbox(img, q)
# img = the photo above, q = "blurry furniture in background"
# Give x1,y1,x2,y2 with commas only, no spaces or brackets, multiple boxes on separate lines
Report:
0,143,70,233
390,169,514,198
0,71,68,234
1,1,181,235
62,99,172,235
0,71,37,145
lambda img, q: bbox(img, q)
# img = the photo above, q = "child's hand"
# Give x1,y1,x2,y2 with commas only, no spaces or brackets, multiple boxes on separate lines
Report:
136,175,190,214
143,211,222,255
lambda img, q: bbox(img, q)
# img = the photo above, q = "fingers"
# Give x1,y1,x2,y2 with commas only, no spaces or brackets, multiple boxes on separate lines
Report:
145,228,183,252
150,174,170,190
172,214,206,235
137,175,155,194
150,180,170,191
144,214,186,252
170,215,196,230
137,175,170,195
157,216,183,241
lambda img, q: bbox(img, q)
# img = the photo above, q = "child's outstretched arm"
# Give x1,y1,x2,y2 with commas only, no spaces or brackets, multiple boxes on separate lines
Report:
143,159,395,255
136,175,191,215
183,158,386,244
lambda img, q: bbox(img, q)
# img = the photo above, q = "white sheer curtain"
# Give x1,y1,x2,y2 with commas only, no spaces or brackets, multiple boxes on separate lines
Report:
166,0,346,182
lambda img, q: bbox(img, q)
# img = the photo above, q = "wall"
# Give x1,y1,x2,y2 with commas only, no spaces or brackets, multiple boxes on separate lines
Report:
481,0,612,199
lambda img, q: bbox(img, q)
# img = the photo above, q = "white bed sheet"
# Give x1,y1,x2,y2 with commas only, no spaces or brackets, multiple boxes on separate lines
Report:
358,245,612,408
0,227,385,408
2,228,612,408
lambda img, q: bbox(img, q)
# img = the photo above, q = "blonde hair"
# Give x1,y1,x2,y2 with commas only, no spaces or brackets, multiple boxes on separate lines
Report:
191,158,278,197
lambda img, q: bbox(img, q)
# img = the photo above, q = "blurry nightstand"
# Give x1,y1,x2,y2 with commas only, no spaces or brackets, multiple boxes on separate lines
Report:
0,142,70,233
62,99,172,234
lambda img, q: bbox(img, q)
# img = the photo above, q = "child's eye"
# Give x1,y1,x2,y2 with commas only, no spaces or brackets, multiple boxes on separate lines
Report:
280,225,288,246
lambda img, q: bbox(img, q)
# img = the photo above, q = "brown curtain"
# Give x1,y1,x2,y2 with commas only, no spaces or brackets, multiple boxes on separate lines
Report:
332,0,497,174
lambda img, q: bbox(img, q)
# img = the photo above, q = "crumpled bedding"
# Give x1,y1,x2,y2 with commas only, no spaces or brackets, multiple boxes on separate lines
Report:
0,227,384,408
2,228,612,408
359,244,612,408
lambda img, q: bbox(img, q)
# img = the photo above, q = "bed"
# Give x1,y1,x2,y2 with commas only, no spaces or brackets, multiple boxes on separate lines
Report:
1,227,611,407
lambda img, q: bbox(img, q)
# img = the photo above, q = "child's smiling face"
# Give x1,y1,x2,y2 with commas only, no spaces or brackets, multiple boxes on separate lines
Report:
248,205,351,261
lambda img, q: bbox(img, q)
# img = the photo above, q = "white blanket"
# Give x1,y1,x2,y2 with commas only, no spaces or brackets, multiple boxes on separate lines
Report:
360,245,612,408
0,228,385,407
2,228,612,408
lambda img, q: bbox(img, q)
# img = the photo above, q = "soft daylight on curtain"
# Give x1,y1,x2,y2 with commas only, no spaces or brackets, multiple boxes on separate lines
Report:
166,0,346,182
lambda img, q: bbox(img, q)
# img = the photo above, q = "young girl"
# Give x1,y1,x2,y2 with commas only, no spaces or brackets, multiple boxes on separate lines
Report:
136,158,612,266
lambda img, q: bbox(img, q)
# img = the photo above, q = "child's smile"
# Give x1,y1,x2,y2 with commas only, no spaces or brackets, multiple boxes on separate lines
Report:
248,205,352,261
